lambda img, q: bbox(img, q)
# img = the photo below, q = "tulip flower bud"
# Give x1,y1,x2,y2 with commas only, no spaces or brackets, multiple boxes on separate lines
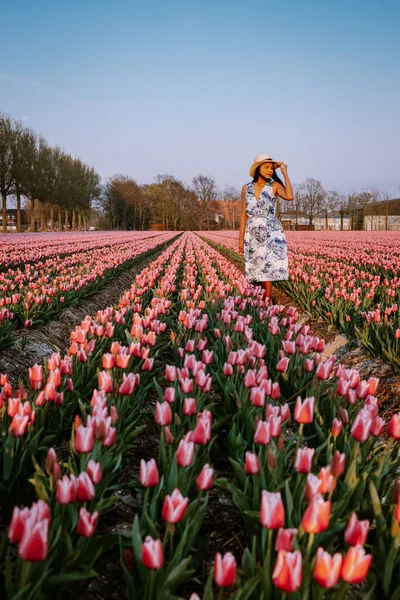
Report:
214,552,237,587
294,396,315,424
140,458,159,487
161,489,189,523
302,495,330,533
344,513,369,546
330,451,346,478
260,490,285,529
272,550,302,593
331,418,343,437
245,452,259,474
388,413,400,440
314,547,342,588
77,507,98,537
196,464,214,490
142,536,164,569
86,460,102,484
295,447,314,473
340,545,372,584
275,528,297,552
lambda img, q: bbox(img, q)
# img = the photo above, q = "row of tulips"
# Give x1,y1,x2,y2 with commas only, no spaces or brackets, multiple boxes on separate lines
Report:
2,231,400,599
199,230,400,372
0,231,166,269
0,231,177,346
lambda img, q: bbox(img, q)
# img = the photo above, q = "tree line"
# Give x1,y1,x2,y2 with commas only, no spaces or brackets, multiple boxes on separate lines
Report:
1,112,393,233
0,113,101,232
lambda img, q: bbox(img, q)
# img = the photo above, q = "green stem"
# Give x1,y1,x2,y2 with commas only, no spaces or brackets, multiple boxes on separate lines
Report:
148,569,155,600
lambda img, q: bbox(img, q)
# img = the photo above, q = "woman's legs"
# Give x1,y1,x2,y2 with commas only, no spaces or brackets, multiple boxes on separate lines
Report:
262,281,273,299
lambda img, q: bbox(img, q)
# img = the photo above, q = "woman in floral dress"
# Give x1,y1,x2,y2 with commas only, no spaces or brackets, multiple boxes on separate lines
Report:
239,154,294,300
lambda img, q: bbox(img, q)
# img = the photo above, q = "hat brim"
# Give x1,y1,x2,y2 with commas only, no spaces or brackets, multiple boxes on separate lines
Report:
249,160,281,178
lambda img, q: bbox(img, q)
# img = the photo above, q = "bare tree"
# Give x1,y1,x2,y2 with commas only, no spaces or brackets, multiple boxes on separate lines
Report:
222,185,240,229
297,178,325,229
0,114,13,232
192,174,219,230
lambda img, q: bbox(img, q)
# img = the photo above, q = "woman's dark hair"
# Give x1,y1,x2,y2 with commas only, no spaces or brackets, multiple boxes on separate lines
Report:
253,165,284,186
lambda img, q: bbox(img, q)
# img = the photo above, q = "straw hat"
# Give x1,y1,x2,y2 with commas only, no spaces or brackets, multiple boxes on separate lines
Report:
249,154,281,178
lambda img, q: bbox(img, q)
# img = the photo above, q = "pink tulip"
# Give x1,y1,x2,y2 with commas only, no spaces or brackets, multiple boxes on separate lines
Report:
142,536,164,569
295,447,314,473
18,517,49,561
76,472,96,501
56,475,77,504
196,464,214,490
183,397,197,416
155,402,172,426
176,439,195,467
74,425,95,453
245,452,259,474
254,420,271,444
140,458,159,487
388,413,400,440
214,552,237,587
294,396,314,424
275,528,298,552
86,460,102,484
344,513,369,546
76,507,98,537
162,489,189,523
260,490,285,529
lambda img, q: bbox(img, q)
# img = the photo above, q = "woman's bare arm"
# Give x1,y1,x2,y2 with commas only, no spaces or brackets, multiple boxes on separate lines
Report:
273,163,293,201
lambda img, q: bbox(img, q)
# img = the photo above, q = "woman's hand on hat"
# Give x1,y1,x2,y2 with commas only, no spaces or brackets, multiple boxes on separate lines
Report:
279,162,288,175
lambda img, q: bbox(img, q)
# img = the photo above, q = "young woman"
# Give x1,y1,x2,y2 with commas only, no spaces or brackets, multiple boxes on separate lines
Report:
239,154,293,300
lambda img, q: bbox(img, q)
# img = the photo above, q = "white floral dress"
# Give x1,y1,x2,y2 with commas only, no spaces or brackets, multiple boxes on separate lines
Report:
244,180,289,282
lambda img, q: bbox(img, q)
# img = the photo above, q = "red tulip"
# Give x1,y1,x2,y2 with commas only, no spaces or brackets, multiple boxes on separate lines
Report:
344,513,369,546
388,413,400,440
119,372,136,395
18,517,49,561
295,447,314,473
254,420,271,444
164,387,176,404
275,528,298,552
76,472,96,501
214,552,237,587
98,370,113,393
163,426,174,445
272,550,302,593
29,364,43,390
276,357,290,373
155,402,172,426
314,547,342,588
76,507,98,537
351,410,372,442
165,365,177,382
318,467,336,494
395,497,400,523
304,473,322,503
196,464,214,490
294,396,314,424
176,439,195,467
340,545,372,584
245,452,259,474
183,397,197,416
191,414,211,445
8,414,29,437
161,489,189,523
86,460,102,484
223,363,234,376
302,495,330,533
250,386,266,407
260,490,285,529
330,451,346,477
101,353,114,370
56,475,77,504
142,536,164,569
331,418,343,437
74,424,94,453
8,506,31,544
140,458,159,487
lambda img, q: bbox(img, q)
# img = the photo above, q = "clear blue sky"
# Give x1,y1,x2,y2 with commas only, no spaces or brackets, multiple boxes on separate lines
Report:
1,0,399,197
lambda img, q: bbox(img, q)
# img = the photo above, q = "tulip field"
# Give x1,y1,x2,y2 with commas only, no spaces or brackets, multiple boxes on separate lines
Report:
1,231,400,599
201,230,400,373
0,231,177,349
